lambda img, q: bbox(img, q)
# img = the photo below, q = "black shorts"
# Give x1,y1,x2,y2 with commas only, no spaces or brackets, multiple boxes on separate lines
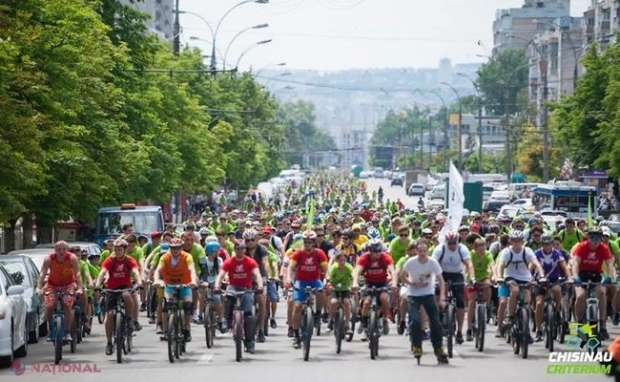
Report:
579,271,602,285
436,273,466,309
331,291,351,299
104,288,132,312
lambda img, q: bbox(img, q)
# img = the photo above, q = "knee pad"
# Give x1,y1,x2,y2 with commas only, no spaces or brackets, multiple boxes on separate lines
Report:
163,299,173,313
183,301,193,315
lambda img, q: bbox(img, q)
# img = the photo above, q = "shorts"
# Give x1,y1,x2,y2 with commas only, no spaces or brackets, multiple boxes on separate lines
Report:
579,271,602,285
436,273,465,309
266,282,280,303
164,285,192,299
104,287,133,312
293,280,323,302
498,284,510,298
399,286,408,299
44,284,76,308
331,290,351,299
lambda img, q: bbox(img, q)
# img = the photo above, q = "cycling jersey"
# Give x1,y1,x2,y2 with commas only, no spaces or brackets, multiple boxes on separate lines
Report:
357,252,392,283
47,252,77,287
469,250,494,281
289,249,328,282
388,237,411,265
572,241,612,273
328,263,353,290
534,248,565,281
101,255,138,289
158,251,194,284
222,256,258,289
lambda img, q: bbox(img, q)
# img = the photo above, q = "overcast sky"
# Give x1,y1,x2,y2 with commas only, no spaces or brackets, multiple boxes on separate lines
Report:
179,0,591,71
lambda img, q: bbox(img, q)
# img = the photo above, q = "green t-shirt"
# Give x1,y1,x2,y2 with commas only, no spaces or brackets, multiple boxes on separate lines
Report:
328,263,354,289
100,249,111,264
469,250,494,281
389,238,410,265
559,229,584,252
395,255,409,271
267,250,279,277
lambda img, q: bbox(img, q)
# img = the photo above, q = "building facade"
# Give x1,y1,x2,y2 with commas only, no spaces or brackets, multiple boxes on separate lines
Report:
120,0,175,40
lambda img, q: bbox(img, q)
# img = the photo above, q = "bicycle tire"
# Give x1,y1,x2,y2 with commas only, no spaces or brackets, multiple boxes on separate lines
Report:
125,317,132,353
303,308,313,361
146,286,154,319
234,311,243,362
97,298,105,324
369,310,378,360
476,304,486,352
70,310,78,353
545,303,554,352
115,312,123,364
446,305,454,358
204,303,213,349
520,307,529,359
335,307,343,354
54,316,62,365
75,307,82,344
176,311,184,357
557,305,566,344
167,313,176,363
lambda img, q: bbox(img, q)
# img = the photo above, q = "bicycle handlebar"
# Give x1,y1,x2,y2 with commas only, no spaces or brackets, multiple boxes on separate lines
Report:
102,288,136,294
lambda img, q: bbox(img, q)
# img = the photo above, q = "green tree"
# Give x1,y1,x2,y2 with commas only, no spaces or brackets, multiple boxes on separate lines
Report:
476,49,529,115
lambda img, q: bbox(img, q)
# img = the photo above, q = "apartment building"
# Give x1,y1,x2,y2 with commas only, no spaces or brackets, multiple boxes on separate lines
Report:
583,0,618,48
448,114,507,153
120,0,175,40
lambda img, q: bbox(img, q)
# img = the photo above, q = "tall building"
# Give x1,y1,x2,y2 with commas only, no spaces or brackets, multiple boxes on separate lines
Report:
583,0,618,48
120,0,175,40
493,0,570,54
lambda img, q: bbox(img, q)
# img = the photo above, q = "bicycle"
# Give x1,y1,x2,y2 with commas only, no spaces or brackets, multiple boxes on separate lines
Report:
163,284,191,363
145,282,158,322
472,282,493,352
202,286,217,349
102,288,136,364
295,285,323,361
72,297,83,346
361,285,389,360
501,281,531,359
46,291,73,364
578,280,602,353
220,289,255,362
331,284,351,354
97,294,105,324
439,280,465,359
264,277,280,336
538,278,565,352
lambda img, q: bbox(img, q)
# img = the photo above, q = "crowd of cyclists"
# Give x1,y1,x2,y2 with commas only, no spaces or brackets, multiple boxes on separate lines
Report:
32,172,620,366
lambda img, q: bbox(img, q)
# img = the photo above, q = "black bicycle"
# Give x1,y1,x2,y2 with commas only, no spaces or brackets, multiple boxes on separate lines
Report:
538,278,565,352
472,282,493,352
220,289,255,362
163,284,191,363
202,286,217,349
46,291,73,364
295,285,323,361
331,284,351,354
440,280,465,359
361,285,389,360
501,281,531,359
102,288,136,364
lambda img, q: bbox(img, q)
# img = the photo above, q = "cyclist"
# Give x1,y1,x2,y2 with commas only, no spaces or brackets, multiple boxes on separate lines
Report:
333,229,360,267
243,229,271,343
496,230,545,339
153,237,198,342
532,233,571,342
78,249,96,333
465,238,496,341
37,240,84,342
199,240,226,332
326,251,354,338
214,240,264,354
399,238,449,363
352,238,398,340
431,231,475,344
95,239,142,356
572,227,615,340
286,230,329,349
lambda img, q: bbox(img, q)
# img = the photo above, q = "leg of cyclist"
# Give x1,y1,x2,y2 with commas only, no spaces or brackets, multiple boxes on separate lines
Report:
466,285,476,341
534,286,545,342
379,290,390,335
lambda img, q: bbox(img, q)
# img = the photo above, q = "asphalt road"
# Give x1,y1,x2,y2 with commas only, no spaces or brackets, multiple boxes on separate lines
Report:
367,177,432,209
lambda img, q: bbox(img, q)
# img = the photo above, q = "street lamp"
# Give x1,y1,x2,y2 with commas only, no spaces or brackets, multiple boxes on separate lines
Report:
456,72,483,172
235,39,273,70
254,62,286,77
189,36,225,66
429,90,449,170
440,82,463,172
223,23,269,70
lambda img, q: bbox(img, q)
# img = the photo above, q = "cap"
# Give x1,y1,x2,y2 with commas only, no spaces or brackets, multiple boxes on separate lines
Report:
602,227,611,237
151,231,163,239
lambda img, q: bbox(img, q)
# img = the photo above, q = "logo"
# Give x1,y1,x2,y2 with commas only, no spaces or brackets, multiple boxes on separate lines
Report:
11,360,26,376
546,323,612,375
565,323,600,352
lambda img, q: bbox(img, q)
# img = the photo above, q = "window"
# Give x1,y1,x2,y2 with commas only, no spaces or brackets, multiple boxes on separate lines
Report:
97,212,161,236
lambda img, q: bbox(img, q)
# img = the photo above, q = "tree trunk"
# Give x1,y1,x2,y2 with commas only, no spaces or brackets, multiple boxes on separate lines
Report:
38,225,54,245
4,218,19,253
22,214,33,249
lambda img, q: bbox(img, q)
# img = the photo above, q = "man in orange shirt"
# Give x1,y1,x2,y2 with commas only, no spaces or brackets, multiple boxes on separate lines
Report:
154,238,198,342
37,240,83,342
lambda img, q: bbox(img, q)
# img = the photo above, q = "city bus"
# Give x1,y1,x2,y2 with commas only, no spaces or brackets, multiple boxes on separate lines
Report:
531,182,597,219
95,204,164,247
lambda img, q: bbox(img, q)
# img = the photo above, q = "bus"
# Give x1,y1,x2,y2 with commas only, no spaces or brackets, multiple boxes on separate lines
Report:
95,204,165,247
531,182,597,219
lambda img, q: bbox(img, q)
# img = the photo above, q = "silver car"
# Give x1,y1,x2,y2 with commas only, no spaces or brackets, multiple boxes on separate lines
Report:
0,266,28,367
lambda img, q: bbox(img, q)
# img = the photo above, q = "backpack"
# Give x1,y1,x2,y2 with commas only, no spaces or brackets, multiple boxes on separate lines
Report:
560,229,583,243
505,249,527,268
438,243,467,264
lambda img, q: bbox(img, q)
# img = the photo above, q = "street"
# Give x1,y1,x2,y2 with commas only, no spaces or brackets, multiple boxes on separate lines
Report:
365,177,430,208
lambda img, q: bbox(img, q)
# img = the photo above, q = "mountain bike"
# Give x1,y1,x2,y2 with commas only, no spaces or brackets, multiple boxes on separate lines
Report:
502,281,531,359
538,279,565,352
362,285,389,360
222,289,255,362
295,285,323,361
202,286,217,349
579,280,602,354
440,280,465,358
46,291,72,365
164,285,191,363
102,288,136,364
331,284,351,354
472,282,492,352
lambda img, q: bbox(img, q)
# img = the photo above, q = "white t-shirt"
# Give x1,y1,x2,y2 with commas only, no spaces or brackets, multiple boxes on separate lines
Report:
431,243,470,273
499,246,536,282
403,256,443,297
203,257,223,284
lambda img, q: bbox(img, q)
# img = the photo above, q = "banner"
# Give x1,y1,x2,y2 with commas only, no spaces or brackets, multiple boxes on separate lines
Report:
448,160,465,232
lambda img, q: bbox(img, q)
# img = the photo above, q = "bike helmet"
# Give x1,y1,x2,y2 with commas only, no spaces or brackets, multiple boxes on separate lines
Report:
386,233,396,242
509,230,524,240
302,230,318,240
458,225,469,233
293,233,303,241
367,228,381,240
113,239,128,248
341,229,354,239
243,229,258,241
199,227,210,236
371,216,380,223
445,231,459,243
368,239,383,253
541,234,553,244
205,242,221,255
170,237,183,247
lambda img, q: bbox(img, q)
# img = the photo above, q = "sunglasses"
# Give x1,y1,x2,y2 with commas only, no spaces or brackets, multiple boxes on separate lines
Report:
400,234,408,237
447,241,458,245
246,238,256,242
303,241,314,245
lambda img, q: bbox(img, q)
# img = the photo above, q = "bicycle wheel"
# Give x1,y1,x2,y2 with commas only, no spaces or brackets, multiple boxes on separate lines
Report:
302,308,313,361
446,305,454,358
204,303,213,349
178,311,185,356
97,298,105,324
70,310,78,353
545,304,554,352
146,286,154,319
75,308,83,344
233,311,243,362
54,316,63,365
125,318,132,353
335,307,344,354
520,307,529,359
115,312,123,364
369,310,378,360
167,313,177,363
476,304,486,352
557,305,566,344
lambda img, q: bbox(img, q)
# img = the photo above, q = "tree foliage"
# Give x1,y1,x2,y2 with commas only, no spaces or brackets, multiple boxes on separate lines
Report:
476,49,529,115
515,125,562,180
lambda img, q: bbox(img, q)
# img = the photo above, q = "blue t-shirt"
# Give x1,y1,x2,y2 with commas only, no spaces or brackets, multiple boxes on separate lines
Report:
534,248,564,281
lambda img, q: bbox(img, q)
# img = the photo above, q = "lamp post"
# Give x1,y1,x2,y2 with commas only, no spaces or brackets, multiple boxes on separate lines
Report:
440,82,463,172
456,72,483,172
429,90,449,171
223,23,269,70
234,39,273,70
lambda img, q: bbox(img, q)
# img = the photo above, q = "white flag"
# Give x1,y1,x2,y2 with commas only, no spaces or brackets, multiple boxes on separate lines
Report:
448,161,465,232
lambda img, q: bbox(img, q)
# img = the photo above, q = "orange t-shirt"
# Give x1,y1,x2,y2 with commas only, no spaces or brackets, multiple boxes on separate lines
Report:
47,252,76,287
158,251,194,285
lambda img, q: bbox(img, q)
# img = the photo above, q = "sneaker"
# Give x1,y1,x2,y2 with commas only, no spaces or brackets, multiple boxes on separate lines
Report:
421,330,430,341
148,317,156,324
106,343,114,355
192,312,199,322
382,319,389,335
613,313,620,326
456,331,464,345
357,323,365,334
412,346,423,357
219,321,229,333
397,321,406,335
466,329,473,341
196,315,204,325
257,330,265,343
292,337,301,349
134,321,142,331
156,322,164,334
184,330,192,342
246,344,255,354
287,326,294,338
322,312,329,324
534,331,543,342
270,318,277,329
65,333,73,343
327,320,334,331
599,328,610,341
139,303,146,312
495,328,504,338
360,330,368,342
435,347,449,363
503,316,513,326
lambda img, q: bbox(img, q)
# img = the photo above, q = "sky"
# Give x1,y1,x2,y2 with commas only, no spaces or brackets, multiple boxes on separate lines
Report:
179,0,591,71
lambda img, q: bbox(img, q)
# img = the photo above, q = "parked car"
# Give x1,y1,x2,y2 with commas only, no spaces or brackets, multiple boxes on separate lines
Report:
6,248,53,272
484,200,510,213
0,255,47,343
0,266,28,367
511,198,533,209
499,205,524,219
390,174,404,187
408,183,425,197
430,184,446,200
36,242,102,258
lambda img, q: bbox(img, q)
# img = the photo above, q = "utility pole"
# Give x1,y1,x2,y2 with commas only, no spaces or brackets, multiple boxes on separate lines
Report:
477,94,483,172
505,88,512,183
541,59,550,182
457,103,463,173
419,116,424,169
173,0,180,57
428,115,432,167
443,108,449,172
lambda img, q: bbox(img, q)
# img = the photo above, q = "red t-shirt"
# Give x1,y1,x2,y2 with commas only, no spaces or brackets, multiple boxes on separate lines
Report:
222,256,258,289
357,252,393,283
102,256,138,289
218,248,229,263
573,241,612,273
290,249,328,282
360,209,374,222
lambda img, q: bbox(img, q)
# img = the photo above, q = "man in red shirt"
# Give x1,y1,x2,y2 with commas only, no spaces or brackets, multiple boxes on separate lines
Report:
353,238,398,341
95,239,142,356
286,230,329,349
572,228,616,340
214,240,263,354
37,240,83,342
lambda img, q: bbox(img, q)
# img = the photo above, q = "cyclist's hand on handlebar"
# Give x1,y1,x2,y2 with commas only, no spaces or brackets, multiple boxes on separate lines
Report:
256,287,264,295
36,288,44,298
212,288,222,295
538,277,547,284
352,284,360,292
284,281,292,289
603,277,613,285
76,288,84,295
199,281,209,288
